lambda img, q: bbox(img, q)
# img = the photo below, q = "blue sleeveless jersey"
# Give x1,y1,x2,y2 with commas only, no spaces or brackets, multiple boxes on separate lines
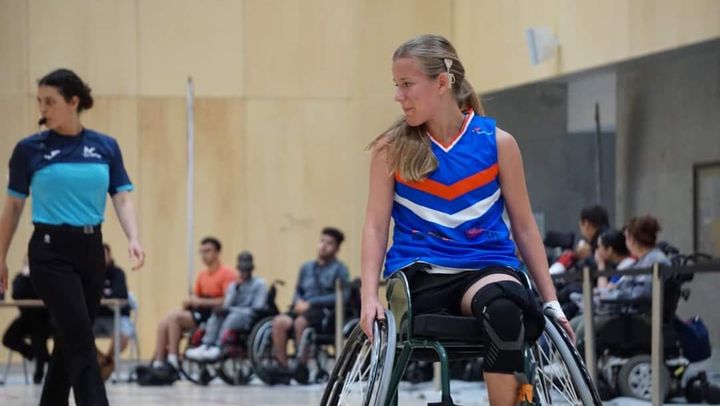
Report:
384,111,520,277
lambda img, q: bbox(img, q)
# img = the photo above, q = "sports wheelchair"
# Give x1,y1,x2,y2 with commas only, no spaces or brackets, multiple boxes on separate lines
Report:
179,279,285,386
321,271,602,405
249,279,362,385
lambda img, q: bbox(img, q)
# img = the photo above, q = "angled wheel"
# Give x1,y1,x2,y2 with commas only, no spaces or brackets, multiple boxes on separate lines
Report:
217,356,254,385
248,316,278,385
320,310,396,406
531,316,603,405
180,339,217,385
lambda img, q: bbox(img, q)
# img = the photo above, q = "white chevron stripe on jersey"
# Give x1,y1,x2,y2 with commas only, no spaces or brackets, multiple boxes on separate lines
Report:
393,188,502,229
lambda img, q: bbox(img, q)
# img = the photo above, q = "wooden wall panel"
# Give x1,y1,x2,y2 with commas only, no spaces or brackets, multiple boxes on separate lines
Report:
557,0,631,71
137,0,244,97
243,99,355,307
628,0,720,55
192,98,247,268
455,0,720,92
351,0,454,98
0,95,32,362
27,0,137,96
82,97,141,296
135,97,188,357
454,0,564,93
243,0,354,98
0,0,29,96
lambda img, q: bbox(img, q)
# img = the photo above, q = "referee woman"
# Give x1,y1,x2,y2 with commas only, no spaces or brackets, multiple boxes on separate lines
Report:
0,68,145,406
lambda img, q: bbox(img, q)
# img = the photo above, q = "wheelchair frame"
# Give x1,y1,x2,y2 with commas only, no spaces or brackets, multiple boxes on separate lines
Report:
321,271,602,406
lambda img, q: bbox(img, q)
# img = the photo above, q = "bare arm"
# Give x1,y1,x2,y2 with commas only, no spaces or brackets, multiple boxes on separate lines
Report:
111,191,145,270
0,196,26,293
496,129,556,302
360,142,395,338
497,128,575,341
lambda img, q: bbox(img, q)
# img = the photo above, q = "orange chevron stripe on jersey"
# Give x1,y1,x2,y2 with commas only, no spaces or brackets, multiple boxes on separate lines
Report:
395,163,499,201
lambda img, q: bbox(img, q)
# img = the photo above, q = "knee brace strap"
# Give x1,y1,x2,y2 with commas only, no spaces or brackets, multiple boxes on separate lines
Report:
471,281,548,374
472,291,524,373
472,280,545,341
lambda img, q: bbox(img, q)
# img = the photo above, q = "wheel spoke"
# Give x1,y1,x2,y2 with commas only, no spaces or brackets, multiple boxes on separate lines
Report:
532,329,583,405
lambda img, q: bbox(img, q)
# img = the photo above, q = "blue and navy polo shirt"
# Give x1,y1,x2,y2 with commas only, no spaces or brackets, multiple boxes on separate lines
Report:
7,129,133,226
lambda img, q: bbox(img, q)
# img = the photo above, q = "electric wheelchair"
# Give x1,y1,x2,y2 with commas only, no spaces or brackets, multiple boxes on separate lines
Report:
591,253,718,402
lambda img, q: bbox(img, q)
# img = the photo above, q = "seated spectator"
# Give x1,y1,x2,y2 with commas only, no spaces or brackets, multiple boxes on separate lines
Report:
150,237,236,373
271,227,349,383
595,229,636,290
572,216,671,342
93,244,133,380
185,251,267,361
2,256,51,384
575,205,610,266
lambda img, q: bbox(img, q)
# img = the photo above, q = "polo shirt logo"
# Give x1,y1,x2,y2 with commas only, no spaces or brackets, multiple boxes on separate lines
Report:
44,150,61,160
83,146,102,159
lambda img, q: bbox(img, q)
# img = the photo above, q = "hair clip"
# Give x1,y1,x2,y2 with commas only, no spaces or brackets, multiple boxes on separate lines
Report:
443,58,456,85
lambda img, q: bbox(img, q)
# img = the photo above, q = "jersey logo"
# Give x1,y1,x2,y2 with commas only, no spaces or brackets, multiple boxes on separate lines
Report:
471,126,492,135
83,146,102,159
44,149,61,160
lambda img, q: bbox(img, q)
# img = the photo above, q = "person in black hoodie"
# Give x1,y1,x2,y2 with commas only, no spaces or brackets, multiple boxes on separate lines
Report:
92,244,133,380
2,256,52,383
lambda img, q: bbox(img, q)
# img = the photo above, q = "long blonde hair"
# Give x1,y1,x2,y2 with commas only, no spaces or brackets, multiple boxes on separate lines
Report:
370,35,484,182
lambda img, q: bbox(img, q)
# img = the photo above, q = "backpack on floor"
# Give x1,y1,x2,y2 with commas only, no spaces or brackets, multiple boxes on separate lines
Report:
674,316,712,363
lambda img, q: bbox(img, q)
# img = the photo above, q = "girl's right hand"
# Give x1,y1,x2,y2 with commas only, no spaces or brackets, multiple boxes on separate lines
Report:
360,295,386,341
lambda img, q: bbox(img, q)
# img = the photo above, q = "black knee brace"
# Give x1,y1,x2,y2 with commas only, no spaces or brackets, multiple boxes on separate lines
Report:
471,281,545,374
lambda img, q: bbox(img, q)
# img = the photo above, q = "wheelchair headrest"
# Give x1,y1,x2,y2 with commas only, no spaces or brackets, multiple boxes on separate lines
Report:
544,231,575,250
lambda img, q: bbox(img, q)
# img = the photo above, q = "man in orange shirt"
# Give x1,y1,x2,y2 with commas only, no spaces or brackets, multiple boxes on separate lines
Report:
150,237,236,375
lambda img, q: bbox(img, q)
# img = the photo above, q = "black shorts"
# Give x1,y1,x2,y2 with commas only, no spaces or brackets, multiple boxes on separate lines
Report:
289,308,333,332
191,308,213,325
403,265,522,316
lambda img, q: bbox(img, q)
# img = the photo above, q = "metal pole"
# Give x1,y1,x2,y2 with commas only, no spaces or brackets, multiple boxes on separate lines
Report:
186,77,195,295
582,266,597,385
112,301,121,383
651,263,664,406
335,279,344,355
594,102,603,204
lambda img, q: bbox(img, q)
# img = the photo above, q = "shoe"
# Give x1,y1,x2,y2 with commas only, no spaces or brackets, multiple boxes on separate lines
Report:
266,365,293,385
185,345,208,361
202,346,222,362
153,362,180,384
293,363,310,385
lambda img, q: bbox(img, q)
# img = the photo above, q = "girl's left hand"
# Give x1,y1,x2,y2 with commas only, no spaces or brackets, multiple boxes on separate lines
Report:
543,300,576,344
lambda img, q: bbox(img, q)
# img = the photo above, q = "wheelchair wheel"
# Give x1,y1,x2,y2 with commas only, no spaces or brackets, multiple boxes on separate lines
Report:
179,357,216,386
248,316,277,385
531,316,602,405
617,355,670,401
217,357,254,385
180,339,217,385
320,310,396,406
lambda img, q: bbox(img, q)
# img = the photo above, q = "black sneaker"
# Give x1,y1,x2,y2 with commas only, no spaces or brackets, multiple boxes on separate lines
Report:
265,365,292,385
154,362,180,384
293,364,310,385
